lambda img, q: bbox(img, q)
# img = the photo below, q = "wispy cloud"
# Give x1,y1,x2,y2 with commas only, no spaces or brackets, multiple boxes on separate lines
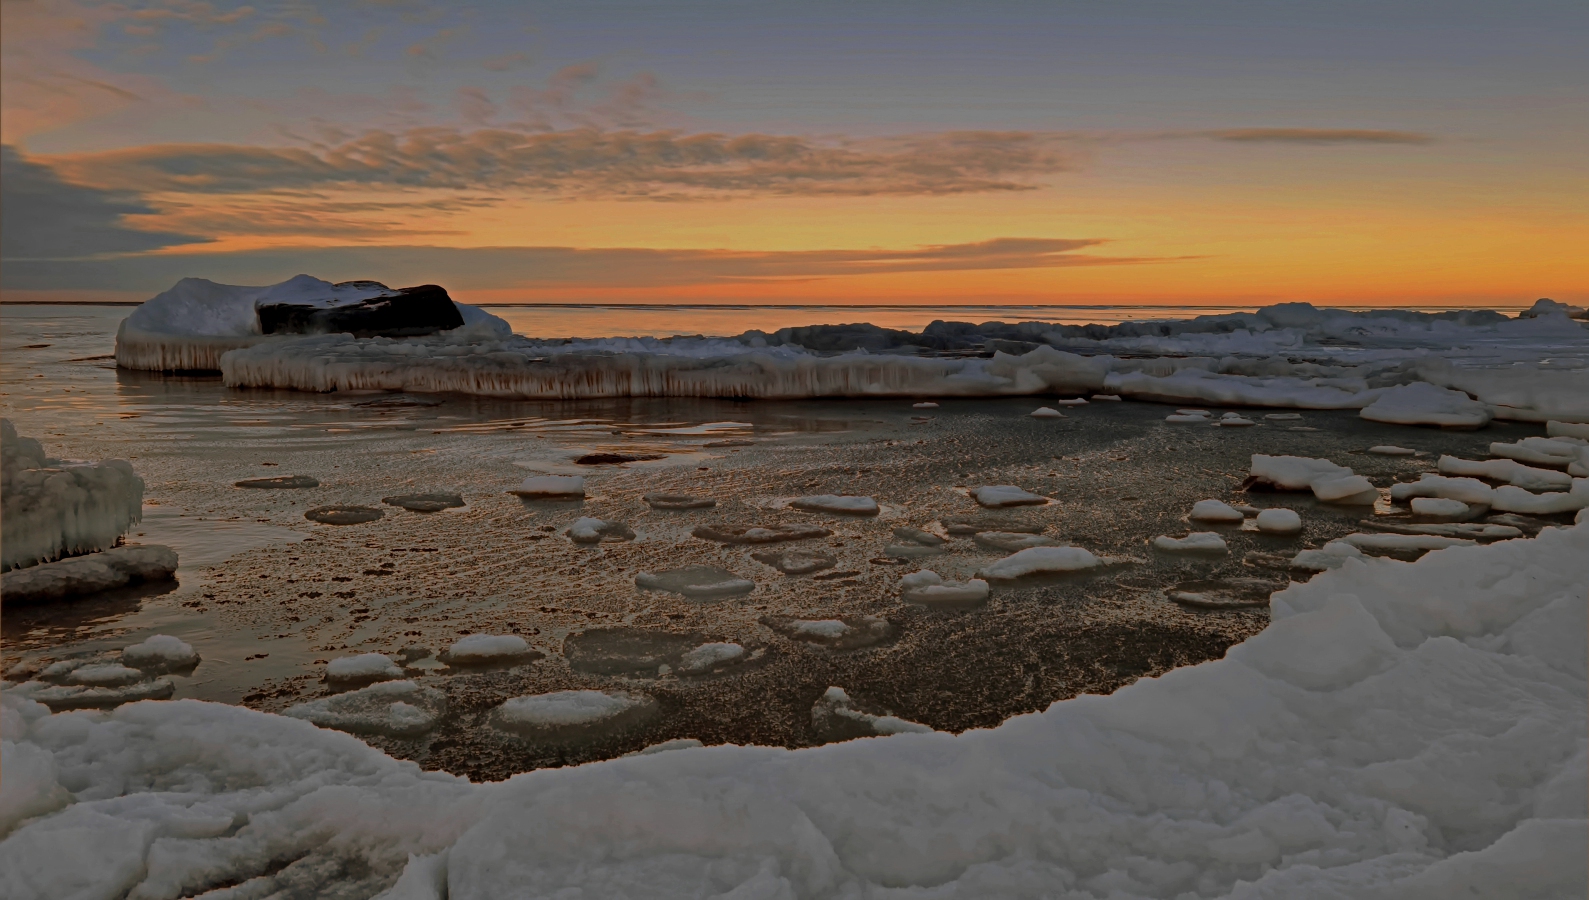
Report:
1203,128,1433,144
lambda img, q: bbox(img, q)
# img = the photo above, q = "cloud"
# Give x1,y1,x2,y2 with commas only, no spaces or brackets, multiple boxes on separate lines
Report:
1204,129,1433,144
48,127,1079,199
1,237,1148,293
0,145,207,261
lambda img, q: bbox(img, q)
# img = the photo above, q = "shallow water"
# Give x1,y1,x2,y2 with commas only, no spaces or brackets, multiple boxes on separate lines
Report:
1,304,1563,779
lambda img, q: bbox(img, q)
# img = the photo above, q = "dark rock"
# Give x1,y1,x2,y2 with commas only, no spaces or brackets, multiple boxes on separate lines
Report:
257,282,464,337
576,453,665,465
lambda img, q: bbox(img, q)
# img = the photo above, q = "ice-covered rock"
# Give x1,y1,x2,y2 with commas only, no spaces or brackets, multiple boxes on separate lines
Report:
898,570,990,604
1,420,144,571
972,531,1059,552
1028,407,1065,418
635,566,755,600
970,485,1048,508
285,680,447,738
0,545,176,604
1438,456,1572,490
1359,382,1491,428
1411,497,1470,518
121,634,199,672
1190,499,1245,523
566,517,635,543
790,494,880,515
495,690,658,739
978,546,1108,579
1152,532,1229,553
439,634,538,666
509,475,586,499
1254,508,1302,534
326,653,405,685
811,686,933,742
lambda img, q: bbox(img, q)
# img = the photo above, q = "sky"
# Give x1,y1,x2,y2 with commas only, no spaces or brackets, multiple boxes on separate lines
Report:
2,0,1585,307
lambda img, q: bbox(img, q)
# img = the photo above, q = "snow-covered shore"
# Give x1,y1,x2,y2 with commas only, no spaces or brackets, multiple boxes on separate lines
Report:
3,523,1583,898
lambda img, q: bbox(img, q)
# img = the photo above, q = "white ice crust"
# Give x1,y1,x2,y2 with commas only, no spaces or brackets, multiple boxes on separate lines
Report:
2,420,145,571
2,524,1586,897
509,475,586,498
897,570,990,604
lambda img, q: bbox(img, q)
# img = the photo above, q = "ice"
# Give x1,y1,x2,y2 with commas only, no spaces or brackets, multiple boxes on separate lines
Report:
1367,445,1419,456
978,546,1108,579
509,475,586,499
1152,532,1229,553
1264,412,1304,420
750,549,837,575
1411,497,1470,517
635,565,755,600
973,531,1060,551
811,687,934,742
941,514,1042,535
236,474,320,489
1548,420,1589,440
305,505,384,525
284,680,447,738
326,653,405,685
911,402,939,409
1092,393,1121,400
1165,414,1209,423
1489,437,1582,467
495,690,657,738
1359,382,1491,429
1310,473,1377,504
1,420,145,571
14,677,174,711
1374,521,1523,540
1340,532,1476,553
763,615,896,650
1216,412,1256,427
121,634,200,672
382,492,465,513
1190,499,1245,523
1255,508,1302,534
970,485,1048,508
566,517,635,543
65,665,144,687
1028,406,1065,418
0,545,177,604
1391,474,1496,505
642,493,716,509
898,570,991,604
891,526,946,546
677,643,746,674
1437,456,1572,490
1490,481,1589,515
440,634,535,665
1289,539,1366,571
691,523,831,544
1177,409,1212,416
792,620,850,639
1248,454,1353,491
789,494,880,515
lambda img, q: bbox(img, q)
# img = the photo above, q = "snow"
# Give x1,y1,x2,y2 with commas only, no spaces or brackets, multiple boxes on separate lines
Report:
1216,412,1256,427
978,546,1108,578
1340,532,1476,552
972,531,1059,551
64,665,144,687
1250,455,1378,504
677,643,745,674
326,653,405,684
1255,508,1303,534
642,493,716,510
121,635,199,672
792,620,851,639
1438,455,1572,490
509,475,585,499
1289,540,1367,571
1152,532,1229,553
911,401,939,408
970,484,1048,508
1190,499,1245,522
1091,393,1121,400
1490,481,1589,515
811,687,933,741
284,680,447,738
1177,409,1212,416
1,420,145,571
441,634,533,664
12,677,175,711
2,524,1585,897
1052,397,1089,406
1548,420,1589,440
496,690,656,734
1028,406,1065,418
1411,497,1470,517
898,570,991,604
1367,445,1418,456
1391,474,1496,506
1311,473,1377,503
566,517,635,543
891,526,946,546
0,544,176,604
1488,437,1583,467
1359,382,1491,429
789,494,880,515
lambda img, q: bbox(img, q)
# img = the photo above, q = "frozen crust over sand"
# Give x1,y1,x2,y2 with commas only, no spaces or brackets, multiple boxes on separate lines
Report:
2,420,145,571
2,524,1586,898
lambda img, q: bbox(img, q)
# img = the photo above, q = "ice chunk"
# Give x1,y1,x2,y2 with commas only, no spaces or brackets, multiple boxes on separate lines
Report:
1264,413,1303,420
762,615,896,649
1310,474,1377,504
1190,499,1245,523
1390,474,1496,505
972,531,1059,552
912,402,939,409
898,570,991,604
1255,508,1302,534
790,494,880,515
65,665,144,687
1490,482,1589,515
978,546,1107,579
18,677,174,711
623,739,705,757
1359,382,1491,428
750,549,837,574
793,620,850,638
1438,456,1572,490
284,680,447,738
1411,497,1470,518
970,485,1048,508
636,566,755,600
563,628,705,677
382,492,465,512
1177,409,1212,416
121,634,199,672
1216,413,1256,427
1340,532,1475,553
304,505,383,525
1052,398,1088,406
1289,540,1365,571
677,642,745,674
1367,445,1418,456
326,653,404,685
566,517,635,543
2,421,145,571
1165,414,1210,423
1547,420,1589,440
440,634,537,665
509,475,585,499
1028,406,1066,418
1091,394,1121,401
1152,532,1229,553
0,544,177,604
1489,437,1581,467
691,523,831,544
642,493,716,509
811,686,932,742
1248,454,1353,491
495,690,657,739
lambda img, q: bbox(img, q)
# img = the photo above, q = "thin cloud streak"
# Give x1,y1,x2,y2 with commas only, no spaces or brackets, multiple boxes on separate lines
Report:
1203,128,1433,144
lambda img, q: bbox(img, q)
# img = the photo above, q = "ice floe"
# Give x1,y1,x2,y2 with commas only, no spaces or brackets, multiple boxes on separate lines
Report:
439,634,537,666
790,494,880,515
1411,497,1470,518
911,401,939,409
642,493,716,509
676,642,746,675
978,546,1108,579
762,615,896,650
1391,474,1496,505
1340,532,1476,553
304,505,384,525
2,420,144,571
1438,456,1571,490
381,492,465,512
121,635,199,672
509,475,586,499
494,690,658,740
285,680,447,738
1490,437,1588,469
970,485,1048,508
0,545,177,604
1367,445,1418,456
64,665,144,687
750,549,837,574
1152,532,1229,553
1248,454,1378,504
326,653,405,685
691,523,831,544
1190,499,1245,523
1289,540,1367,572
972,531,1059,552
898,570,991,604
1359,382,1491,429
891,526,946,546
1254,508,1302,534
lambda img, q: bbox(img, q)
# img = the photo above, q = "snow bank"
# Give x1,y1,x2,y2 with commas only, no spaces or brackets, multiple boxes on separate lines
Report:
0,545,176,604
1359,382,1491,429
2,524,1585,898
1,420,144,572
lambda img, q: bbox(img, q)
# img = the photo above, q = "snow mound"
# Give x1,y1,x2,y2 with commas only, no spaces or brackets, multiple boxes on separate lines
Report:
509,475,585,499
1028,406,1065,418
65,665,143,687
326,653,404,685
495,690,657,739
1152,532,1229,553
811,686,933,742
1190,499,1245,523
1289,539,1366,571
978,546,1108,579
1,525,1584,898
971,485,1048,508
750,549,837,575
440,634,536,665
121,634,200,672
897,570,990,605
0,545,176,604
284,680,447,738
790,494,880,515
1359,382,1492,429
1,420,145,571
1255,508,1302,534
1340,533,1475,553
